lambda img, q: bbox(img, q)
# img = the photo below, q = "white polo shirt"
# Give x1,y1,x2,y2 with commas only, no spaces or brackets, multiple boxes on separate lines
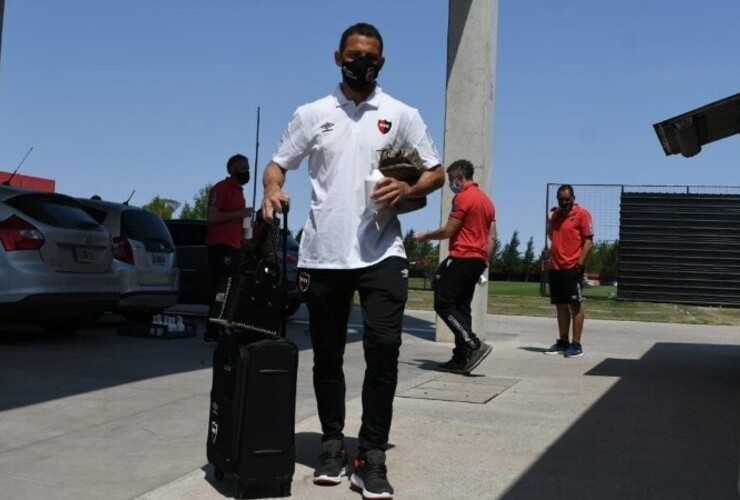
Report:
272,84,442,269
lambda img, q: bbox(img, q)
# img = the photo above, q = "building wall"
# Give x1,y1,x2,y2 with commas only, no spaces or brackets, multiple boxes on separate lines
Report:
0,171,55,192
618,192,740,307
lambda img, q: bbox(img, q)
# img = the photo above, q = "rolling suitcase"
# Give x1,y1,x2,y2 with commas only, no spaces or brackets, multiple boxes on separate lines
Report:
207,203,298,499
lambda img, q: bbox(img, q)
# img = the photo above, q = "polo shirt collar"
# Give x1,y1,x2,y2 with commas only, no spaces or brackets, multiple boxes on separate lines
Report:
333,84,383,109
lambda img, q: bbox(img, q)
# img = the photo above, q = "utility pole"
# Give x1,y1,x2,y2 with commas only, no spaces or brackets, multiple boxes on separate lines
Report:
437,0,499,343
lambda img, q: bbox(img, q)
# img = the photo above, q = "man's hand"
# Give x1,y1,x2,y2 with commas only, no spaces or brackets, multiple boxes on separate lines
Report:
373,177,412,208
261,162,289,223
261,185,290,223
548,207,559,222
413,232,429,242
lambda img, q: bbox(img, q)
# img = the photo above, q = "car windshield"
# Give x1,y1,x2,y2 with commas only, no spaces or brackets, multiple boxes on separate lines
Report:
166,221,207,246
121,210,174,251
5,193,103,230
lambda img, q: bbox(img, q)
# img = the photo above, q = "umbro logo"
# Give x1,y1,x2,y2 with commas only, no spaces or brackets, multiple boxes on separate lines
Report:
320,122,334,133
401,269,409,279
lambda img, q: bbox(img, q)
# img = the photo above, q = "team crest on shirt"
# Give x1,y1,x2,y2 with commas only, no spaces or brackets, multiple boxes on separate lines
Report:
320,121,334,133
298,271,311,293
377,119,392,134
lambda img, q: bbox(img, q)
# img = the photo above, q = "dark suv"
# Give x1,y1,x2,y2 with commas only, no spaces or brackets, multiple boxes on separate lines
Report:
164,219,302,316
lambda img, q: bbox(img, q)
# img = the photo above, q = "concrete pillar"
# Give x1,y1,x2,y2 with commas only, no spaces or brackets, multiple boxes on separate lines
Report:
0,0,4,59
436,0,498,343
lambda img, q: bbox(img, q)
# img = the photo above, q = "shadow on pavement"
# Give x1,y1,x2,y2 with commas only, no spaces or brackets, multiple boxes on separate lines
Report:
200,463,237,498
405,359,444,371
0,317,218,413
0,308,436,413
517,346,550,354
399,314,437,342
501,342,740,499
193,431,393,497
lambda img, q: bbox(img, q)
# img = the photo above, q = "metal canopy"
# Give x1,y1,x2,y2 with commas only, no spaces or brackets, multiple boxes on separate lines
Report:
653,92,740,158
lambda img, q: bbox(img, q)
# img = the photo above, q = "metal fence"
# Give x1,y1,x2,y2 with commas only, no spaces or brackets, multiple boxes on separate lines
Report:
541,184,740,307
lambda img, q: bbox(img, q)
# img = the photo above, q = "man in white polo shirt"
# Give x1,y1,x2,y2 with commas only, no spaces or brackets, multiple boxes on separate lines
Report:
261,22,444,500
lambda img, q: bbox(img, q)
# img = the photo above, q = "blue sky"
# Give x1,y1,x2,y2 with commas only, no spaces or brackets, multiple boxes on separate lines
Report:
1,0,739,253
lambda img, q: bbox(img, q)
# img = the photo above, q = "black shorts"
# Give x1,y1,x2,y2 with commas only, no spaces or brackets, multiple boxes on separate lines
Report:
549,268,583,305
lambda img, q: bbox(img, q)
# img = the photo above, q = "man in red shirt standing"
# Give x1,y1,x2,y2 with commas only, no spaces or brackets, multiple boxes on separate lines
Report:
204,154,253,343
415,159,496,374
545,184,593,357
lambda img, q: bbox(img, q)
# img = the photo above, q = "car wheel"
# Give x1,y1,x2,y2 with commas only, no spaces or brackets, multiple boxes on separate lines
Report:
42,318,83,336
285,300,301,317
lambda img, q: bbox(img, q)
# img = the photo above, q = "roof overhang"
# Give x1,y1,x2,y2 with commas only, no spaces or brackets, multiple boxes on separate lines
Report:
653,92,740,158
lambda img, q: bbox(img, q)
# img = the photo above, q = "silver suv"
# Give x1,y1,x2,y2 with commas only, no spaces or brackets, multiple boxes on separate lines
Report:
0,186,119,333
77,198,179,322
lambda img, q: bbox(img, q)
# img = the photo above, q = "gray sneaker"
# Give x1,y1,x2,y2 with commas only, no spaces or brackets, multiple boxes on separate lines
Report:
462,342,493,374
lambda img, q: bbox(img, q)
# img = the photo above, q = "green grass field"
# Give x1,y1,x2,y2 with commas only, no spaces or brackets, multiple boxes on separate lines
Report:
406,279,740,326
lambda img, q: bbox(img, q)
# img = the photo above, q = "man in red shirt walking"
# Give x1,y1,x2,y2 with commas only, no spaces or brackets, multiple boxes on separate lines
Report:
204,153,253,343
415,159,496,374
545,184,593,357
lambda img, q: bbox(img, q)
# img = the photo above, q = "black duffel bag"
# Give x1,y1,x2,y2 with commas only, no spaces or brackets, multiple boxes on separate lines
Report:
209,206,289,339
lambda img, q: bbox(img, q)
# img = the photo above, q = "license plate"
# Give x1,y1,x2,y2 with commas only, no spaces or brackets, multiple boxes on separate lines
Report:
75,247,96,263
152,253,166,266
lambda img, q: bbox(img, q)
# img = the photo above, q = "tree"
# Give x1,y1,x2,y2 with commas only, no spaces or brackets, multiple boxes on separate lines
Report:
538,245,550,296
143,196,180,220
489,236,501,266
521,236,536,281
408,232,438,289
403,229,438,274
488,236,503,278
587,240,619,282
403,229,421,264
180,184,212,219
500,230,522,281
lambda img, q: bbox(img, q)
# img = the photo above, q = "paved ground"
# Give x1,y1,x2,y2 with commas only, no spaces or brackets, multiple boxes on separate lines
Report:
1,306,739,499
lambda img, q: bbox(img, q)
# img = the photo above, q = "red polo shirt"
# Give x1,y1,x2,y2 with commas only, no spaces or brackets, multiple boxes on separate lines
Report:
449,183,495,261
550,204,593,270
205,177,245,249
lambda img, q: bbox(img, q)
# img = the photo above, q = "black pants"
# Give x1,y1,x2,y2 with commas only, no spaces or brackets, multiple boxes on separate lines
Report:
433,256,487,358
207,244,240,337
299,257,408,452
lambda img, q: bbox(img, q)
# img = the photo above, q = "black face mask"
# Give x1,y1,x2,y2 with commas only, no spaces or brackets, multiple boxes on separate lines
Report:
341,56,381,92
233,171,250,185
558,199,574,212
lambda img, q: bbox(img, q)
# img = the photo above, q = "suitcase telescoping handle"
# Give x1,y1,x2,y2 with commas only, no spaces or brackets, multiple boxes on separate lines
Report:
280,200,289,338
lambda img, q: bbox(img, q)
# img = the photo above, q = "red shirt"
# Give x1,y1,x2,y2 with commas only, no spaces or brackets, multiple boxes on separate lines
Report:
205,177,245,249
549,204,593,270
449,183,495,261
